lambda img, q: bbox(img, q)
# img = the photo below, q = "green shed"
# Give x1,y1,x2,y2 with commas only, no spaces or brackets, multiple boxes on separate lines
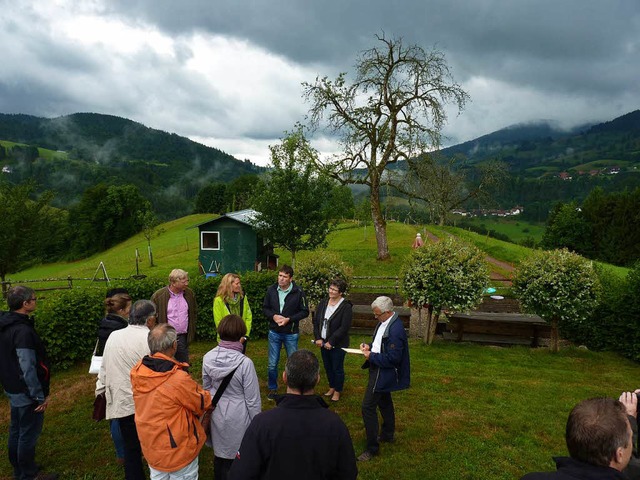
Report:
195,209,278,275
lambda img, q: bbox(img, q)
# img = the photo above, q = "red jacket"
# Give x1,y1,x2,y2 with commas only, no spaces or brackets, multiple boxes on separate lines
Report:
131,353,211,472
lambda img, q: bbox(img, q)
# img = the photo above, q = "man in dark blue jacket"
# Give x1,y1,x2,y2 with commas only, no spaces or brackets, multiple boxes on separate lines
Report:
262,265,309,400
357,296,410,462
0,286,57,480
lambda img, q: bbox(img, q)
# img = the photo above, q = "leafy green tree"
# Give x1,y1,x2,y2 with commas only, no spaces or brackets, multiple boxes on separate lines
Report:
303,34,469,260
71,183,153,257
295,251,352,309
541,201,592,254
401,237,489,344
194,182,227,214
513,249,601,352
225,174,260,212
0,181,56,283
251,128,337,267
328,185,355,221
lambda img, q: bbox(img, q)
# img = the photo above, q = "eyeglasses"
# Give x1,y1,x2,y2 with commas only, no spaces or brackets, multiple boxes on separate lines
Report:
328,287,340,292
28,297,37,302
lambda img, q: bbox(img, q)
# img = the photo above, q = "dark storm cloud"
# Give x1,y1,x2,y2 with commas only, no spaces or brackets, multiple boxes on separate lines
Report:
1,0,639,163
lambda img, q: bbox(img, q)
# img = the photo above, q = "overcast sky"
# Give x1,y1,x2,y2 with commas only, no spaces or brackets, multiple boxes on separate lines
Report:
1,0,639,166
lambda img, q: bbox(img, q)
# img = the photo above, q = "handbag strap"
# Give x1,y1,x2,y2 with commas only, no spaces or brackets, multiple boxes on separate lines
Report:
211,363,240,409
92,339,100,356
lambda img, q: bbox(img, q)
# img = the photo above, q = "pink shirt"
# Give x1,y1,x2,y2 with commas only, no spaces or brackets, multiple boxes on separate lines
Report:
167,288,189,334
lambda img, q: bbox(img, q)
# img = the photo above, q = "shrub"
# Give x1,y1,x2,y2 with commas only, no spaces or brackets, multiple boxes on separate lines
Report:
18,271,277,370
401,237,489,344
34,287,106,370
294,250,352,308
513,249,601,352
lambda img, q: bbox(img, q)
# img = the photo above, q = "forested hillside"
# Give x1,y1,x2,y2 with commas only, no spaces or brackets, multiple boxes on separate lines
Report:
0,113,263,218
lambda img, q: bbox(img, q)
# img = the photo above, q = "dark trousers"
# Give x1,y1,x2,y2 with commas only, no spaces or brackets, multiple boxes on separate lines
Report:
214,456,234,480
321,346,347,392
361,367,395,454
175,333,189,365
119,414,146,480
9,403,44,480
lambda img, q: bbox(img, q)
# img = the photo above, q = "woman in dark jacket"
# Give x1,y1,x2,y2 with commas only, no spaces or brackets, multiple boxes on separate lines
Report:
313,278,352,402
95,290,131,466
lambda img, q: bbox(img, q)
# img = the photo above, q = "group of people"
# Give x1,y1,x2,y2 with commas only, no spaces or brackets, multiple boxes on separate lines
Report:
1,265,412,479
6,272,640,480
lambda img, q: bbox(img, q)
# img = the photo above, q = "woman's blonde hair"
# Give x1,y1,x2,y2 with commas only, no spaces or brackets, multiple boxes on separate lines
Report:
216,273,243,301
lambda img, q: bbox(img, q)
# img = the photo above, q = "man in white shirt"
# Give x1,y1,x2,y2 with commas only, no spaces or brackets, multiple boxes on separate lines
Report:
358,296,410,462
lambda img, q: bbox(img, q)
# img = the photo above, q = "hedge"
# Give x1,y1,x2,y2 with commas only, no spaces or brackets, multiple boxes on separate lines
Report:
3,271,279,371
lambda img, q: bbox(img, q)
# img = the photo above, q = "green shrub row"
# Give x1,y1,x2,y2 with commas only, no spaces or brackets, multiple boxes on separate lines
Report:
15,271,279,370
559,262,640,361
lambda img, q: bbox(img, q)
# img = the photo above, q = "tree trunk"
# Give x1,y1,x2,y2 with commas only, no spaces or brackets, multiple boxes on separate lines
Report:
370,183,390,260
291,250,296,269
550,317,559,353
423,304,438,345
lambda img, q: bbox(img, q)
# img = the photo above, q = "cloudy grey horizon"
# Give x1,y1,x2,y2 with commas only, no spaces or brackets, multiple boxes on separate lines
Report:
1,0,638,166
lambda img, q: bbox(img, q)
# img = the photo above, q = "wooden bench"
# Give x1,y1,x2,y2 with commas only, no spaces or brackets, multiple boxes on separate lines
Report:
445,312,551,347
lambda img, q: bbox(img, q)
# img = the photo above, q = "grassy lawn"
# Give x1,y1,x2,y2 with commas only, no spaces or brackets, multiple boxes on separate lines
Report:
1,336,638,479
450,217,545,243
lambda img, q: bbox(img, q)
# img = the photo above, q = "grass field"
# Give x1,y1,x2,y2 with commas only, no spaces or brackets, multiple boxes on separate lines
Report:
1,336,638,480
9,215,630,292
450,217,545,243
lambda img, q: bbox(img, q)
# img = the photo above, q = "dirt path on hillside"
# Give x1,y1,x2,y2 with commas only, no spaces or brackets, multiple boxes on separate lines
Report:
423,229,515,284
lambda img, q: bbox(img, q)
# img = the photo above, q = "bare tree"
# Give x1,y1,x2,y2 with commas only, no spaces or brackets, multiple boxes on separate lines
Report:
403,154,507,225
303,34,468,260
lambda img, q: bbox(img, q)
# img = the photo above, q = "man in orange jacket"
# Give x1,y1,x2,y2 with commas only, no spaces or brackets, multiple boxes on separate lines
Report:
131,324,212,479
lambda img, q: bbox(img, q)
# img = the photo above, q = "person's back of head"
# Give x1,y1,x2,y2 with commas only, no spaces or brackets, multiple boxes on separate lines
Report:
284,350,319,395
148,324,177,356
6,286,35,312
129,300,157,326
566,397,632,471
217,314,246,342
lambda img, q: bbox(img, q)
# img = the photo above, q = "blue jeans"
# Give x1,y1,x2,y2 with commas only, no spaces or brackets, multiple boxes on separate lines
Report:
267,330,299,390
9,403,44,480
321,347,347,392
110,418,125,460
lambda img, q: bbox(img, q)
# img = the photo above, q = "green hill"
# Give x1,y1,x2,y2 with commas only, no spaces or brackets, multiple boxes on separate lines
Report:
0,113,264,218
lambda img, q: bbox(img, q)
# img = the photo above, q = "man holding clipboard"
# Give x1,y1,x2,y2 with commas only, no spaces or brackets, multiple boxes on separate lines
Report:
355,296,410,462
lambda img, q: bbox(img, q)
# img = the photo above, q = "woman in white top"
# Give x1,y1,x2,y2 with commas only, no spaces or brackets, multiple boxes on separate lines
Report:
313,278,353,402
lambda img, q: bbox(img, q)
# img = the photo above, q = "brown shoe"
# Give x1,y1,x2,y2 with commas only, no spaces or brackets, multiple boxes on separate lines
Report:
324,389,335,397
331,391,341,402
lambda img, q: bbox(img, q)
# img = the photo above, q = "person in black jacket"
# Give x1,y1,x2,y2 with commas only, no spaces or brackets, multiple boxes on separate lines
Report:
313,278,352,402
228,350,357,480
520,397,633,480
262,265,309,400
95,289,131,466
0,286,58,480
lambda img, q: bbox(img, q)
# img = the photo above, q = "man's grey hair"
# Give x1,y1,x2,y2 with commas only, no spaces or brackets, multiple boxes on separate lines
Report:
285,350,320,393
129,300,156,326
7,286,36,311
148,324,177,355
371,296,394,313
